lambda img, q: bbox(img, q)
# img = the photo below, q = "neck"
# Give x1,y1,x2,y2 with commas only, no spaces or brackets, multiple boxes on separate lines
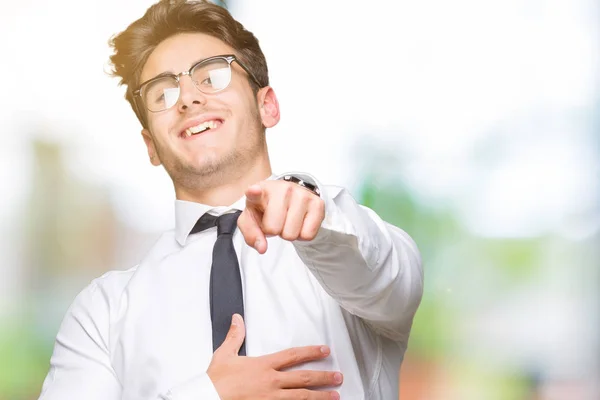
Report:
174,153,272,206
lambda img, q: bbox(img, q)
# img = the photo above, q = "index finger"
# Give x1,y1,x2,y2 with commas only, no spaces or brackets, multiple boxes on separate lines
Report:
237,209,268,254
245,184,267,210
263,345,331,370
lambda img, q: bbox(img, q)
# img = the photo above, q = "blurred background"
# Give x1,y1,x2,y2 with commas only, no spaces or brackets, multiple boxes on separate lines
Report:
0,0,598,399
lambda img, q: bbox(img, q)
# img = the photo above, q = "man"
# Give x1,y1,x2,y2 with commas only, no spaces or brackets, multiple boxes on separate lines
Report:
38,1,423,399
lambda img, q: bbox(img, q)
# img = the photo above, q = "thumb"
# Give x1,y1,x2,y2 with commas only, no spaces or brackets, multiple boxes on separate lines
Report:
216,314,246,357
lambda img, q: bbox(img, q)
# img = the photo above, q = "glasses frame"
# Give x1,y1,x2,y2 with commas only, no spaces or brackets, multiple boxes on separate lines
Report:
132,54,261,115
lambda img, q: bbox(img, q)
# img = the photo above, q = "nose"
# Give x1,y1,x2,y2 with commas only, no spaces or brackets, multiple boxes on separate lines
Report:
177,73,207,112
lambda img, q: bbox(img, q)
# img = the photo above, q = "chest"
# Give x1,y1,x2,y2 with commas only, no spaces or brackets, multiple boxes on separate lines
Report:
110,237,356,398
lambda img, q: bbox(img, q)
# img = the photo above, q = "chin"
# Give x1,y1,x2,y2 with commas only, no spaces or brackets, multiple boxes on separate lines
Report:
175,147,240,176
188,158,224,177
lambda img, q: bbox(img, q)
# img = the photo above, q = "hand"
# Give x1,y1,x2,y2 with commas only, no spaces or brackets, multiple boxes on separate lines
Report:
237,180,325,254
207,314,342,400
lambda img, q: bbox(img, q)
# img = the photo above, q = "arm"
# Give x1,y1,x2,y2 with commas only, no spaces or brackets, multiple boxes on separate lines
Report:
292,176,424,342
238,173,423,342
38,281,123,399
38,280,221,400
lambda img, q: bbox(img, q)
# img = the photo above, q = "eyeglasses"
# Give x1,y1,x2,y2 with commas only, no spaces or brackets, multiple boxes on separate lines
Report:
133,54,261,113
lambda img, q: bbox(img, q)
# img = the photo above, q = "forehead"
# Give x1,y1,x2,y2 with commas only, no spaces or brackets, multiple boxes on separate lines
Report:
140,32,236,83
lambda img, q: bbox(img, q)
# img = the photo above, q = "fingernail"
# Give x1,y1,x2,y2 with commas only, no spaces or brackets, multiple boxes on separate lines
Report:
320,346,330,355
333,372,343,384
331,392,340,400
254,239,261,249
231,314,239,326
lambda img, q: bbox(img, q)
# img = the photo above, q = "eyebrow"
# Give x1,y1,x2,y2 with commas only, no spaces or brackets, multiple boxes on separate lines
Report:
140,57,210,88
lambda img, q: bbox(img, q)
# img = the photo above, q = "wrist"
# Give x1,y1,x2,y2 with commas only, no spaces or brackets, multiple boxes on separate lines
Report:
279,174,321,197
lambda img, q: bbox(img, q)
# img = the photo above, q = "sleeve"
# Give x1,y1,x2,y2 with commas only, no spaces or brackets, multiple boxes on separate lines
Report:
158,374,221,400
38,281,222,400
281,172,424,342
38,281,122,400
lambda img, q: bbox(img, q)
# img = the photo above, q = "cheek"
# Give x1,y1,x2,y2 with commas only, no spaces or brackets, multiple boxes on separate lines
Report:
222,84,259,117
235,96,261,125
148,113,175,141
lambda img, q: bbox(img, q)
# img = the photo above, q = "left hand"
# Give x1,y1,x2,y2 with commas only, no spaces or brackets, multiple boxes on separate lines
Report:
237,180,325,254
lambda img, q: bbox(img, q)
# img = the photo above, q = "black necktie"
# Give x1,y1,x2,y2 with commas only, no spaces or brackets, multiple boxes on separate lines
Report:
190,210,245,355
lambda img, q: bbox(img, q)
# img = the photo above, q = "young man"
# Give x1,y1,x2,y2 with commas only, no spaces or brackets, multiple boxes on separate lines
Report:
38,1,423,399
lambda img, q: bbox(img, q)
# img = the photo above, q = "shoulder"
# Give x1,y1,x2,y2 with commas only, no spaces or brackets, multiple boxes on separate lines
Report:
62,267,138,326
71,229,178,313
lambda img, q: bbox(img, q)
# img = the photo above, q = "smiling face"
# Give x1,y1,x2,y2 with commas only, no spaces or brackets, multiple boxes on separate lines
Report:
139,32,280,196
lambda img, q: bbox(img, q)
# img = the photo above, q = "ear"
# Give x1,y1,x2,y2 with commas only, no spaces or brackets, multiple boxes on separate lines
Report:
141,129,162,166
257,86,280,128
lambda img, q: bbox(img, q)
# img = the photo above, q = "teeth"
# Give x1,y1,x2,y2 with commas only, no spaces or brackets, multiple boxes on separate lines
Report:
185,120,219,137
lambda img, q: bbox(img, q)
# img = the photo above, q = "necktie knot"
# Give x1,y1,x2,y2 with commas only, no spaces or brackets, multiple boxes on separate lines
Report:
217,211,242,236
190,210,242,236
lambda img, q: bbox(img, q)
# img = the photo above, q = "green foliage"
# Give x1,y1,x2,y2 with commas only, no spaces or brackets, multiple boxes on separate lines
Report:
357,173,548,364
0,316,52,400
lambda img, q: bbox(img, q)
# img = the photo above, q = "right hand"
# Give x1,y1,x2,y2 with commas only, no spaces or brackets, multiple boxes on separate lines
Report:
207,314,343,400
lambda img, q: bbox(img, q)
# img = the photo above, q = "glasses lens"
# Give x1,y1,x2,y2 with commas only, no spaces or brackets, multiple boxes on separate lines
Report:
191,58,232,93
143,77,180,112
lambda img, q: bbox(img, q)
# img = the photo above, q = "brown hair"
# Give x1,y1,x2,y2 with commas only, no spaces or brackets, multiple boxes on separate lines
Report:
108,0,269,128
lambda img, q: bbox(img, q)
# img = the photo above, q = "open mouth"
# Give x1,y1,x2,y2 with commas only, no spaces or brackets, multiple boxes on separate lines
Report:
182,119,223,138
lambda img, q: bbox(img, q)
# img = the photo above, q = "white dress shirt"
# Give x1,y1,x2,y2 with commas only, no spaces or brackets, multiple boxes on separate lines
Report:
38,172,423,400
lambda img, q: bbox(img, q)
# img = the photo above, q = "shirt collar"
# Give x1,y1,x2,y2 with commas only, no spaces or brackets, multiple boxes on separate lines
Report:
174,174,277,246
